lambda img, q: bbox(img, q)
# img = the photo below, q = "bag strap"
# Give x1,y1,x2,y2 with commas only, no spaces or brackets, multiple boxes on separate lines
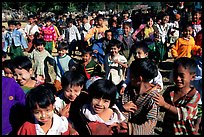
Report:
56,56,64,76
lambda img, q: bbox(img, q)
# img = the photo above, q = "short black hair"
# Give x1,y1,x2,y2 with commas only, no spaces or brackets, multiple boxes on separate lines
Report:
33,38,45,46
57,41,68,50
61,70,85,89
123,22,131,28
15,21,21,26
82,46,93,56
87,79,117,108
173,57,197,74
7,20,16,26
109,39,123,49
130,58,158,82
96,14,104,21
3,59,13,70
26,83,56,111
134,41,149,54
82,15,88,20
12,56,32,72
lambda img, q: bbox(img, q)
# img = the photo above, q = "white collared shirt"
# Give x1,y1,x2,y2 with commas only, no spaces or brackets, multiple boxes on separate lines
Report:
35,113,68,135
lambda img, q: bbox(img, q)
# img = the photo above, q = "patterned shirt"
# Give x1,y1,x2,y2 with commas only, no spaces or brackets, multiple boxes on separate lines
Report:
122,84,159,135
41,25,56,42
161,86,200,135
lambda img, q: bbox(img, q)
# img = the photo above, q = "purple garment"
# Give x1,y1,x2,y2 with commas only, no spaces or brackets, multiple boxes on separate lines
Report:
2,76,26,135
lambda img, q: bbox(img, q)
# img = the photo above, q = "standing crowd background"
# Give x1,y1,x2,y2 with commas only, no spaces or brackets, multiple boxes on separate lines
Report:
2,2,202,135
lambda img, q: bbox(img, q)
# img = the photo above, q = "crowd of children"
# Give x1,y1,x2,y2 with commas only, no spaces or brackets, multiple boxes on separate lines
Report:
2,2,202,135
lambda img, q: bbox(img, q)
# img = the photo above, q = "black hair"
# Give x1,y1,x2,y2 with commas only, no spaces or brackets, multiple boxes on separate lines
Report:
82,15,88,20
105,30,113,37
61,70,85,89
26,83,56,111
87,79,117,108
57,41,68,50
33,38,45,46
173,57,197,74
82,46,93,56
123,22,131,28
96,14,104,21
28,15,35,20
109,39,123,49
15,21,21,26
130,58,158,82
12,56,32,72
134,41,149,54
7,20,16,26
2,59,13,70
66,18,74,24
2,50,7,58
45,16,52,22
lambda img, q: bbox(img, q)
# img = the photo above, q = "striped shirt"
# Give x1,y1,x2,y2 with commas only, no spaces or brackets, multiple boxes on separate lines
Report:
122,85,159,135
161,86,200,135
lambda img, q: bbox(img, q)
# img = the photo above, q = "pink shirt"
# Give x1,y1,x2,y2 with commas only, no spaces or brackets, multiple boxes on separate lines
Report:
42,25,56,42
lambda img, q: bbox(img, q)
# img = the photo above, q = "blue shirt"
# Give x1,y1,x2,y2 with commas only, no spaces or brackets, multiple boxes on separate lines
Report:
3,29,28,52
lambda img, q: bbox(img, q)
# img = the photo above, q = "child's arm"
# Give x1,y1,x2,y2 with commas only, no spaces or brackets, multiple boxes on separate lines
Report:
153,91,201,120
113,59,128,68
84,27,95,41
171,39,179,59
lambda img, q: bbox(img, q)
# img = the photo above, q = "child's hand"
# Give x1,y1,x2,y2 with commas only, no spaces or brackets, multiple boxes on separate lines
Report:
60,104,70,118
120,87,126,95
93,50,98,54
123,101,137,113
153,92,165,107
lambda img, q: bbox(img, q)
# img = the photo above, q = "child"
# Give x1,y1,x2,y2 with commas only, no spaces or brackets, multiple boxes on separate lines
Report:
12,56,41,94
28,38,53,83
2,59,14,78
54,70,85,125
64,18,81,56
17,83,71,135
120,58,160,135
53,41,75,92
84,14,108,44
171,24,201,59
3,20,28,60
80,47,102,80
153,57,201,135
81,79,126,135
41,16,57,54
15,21,26,39
192,10,202,37
104,39,128,92
117,22,135,64
120,42,163,94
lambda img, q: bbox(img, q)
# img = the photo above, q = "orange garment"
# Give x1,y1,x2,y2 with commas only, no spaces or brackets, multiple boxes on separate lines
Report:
171,36,201,59
84,25,108,41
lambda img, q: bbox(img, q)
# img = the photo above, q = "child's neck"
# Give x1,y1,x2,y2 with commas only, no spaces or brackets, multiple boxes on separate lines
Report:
176,86,192,95
39,118,53,134
24,79,36,87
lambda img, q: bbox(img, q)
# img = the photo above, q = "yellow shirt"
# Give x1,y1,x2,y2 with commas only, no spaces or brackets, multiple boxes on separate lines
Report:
144,27,154,39
171,36,201,59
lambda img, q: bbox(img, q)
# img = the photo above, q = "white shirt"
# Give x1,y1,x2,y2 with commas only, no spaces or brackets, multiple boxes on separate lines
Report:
35,113,68,135
24,23,39,36
82,104,126,125
65,24,81,43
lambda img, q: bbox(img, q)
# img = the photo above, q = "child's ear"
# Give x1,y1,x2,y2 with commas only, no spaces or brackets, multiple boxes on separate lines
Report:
29,68,33,75
190,73,196,81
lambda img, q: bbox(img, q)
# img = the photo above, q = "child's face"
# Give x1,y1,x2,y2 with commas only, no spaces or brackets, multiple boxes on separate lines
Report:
193,12,201,22
123,14,129,20
36,44,44,52
147,18,153,27
97,18,104,26
106,32,112,41
91,97,111,114
82,53,91,63
8,24,15,31
4,68,13,78
33,104,54,124
58,49,67,57
110,46,120,56
123,25,131,35
46,21,51,26
63,85,83,102
173,65,195,89
134,48,148,59
14,68,32,86
162,15,169,24
183,26,193,39
16,24,21,29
